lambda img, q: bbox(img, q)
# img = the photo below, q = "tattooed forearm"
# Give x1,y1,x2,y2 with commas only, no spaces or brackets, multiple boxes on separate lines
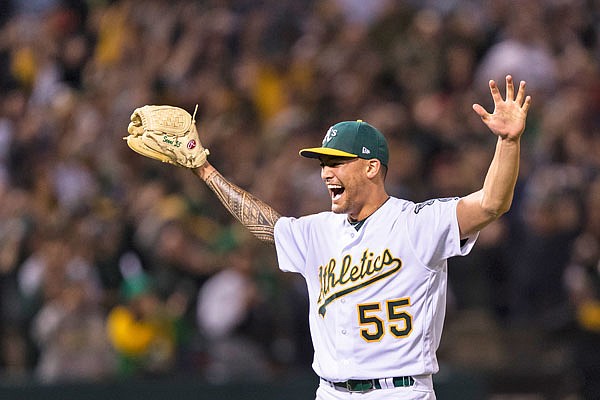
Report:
205,170,281,244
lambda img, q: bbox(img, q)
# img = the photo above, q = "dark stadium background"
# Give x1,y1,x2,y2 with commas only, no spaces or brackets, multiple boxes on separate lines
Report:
0,0,599,398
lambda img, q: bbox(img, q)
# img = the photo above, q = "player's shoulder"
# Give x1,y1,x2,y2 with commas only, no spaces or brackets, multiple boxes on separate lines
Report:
278,210,345,226
411,197,460,214
308,210,347,224
382,196,415,214
383,196,459,216
387,196,413,208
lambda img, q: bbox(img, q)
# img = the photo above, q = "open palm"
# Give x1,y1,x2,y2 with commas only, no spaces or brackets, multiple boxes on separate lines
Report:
473,75,531,141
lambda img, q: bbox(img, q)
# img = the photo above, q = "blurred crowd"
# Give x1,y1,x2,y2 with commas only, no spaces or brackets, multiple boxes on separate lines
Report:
0,0,599,397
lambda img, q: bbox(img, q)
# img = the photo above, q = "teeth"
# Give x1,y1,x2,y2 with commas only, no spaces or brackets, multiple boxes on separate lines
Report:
328,184,343,201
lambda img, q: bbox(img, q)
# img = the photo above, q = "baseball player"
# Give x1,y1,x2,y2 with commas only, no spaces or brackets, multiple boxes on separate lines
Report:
124,75,531,399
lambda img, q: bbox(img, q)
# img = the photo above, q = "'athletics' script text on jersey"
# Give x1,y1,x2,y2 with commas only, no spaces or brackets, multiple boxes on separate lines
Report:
318,249,402,316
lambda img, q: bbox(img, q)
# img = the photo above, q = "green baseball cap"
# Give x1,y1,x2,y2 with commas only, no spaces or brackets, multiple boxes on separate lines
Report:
299,120,389,166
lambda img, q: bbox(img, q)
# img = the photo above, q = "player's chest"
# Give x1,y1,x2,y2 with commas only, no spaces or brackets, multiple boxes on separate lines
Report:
308,241,430,316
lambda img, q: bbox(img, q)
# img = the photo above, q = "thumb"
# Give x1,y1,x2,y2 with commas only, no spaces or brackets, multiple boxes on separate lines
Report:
472,103,488,118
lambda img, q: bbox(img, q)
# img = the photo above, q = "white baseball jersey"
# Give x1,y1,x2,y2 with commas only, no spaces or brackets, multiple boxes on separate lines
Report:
274,196,478,382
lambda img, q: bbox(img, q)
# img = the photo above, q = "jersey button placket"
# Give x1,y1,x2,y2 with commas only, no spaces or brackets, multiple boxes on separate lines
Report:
342,226,358,248
335,296,354,370
337,226,362,370
339,300,348,335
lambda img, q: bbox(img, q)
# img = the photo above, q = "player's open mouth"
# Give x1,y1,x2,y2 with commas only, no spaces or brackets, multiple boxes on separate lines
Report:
328,184,345,201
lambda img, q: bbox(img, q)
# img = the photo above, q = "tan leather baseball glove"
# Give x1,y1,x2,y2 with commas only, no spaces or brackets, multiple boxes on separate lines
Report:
124,105,209,168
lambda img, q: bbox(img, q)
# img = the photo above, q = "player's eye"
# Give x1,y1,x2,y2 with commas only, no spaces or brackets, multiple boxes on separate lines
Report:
320,157,355,168
320,160,341,168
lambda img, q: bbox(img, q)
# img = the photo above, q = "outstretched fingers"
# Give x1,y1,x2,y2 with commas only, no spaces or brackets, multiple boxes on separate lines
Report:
522,95,532,113
488,79,503,105
505,75,515,101
472,103,488,119
473,74,532,124
495,75,532,114
472,78,502,119
515,80,531,112
506,76,532,112
514,79,524,103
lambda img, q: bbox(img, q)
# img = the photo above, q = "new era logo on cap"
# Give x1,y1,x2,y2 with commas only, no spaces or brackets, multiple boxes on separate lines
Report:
299,120,389,166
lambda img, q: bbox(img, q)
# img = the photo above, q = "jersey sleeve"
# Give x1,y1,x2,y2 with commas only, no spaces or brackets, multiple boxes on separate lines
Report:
273,216,309,275
405,197,478,269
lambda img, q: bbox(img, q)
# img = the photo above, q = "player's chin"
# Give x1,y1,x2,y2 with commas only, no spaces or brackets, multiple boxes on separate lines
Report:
330,200,347,214
329,190,350,212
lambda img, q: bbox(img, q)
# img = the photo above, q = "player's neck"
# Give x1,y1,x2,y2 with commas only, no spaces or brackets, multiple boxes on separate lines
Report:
348,193,390,222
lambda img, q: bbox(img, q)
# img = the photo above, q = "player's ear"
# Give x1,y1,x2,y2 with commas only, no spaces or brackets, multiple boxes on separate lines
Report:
365,159,381,179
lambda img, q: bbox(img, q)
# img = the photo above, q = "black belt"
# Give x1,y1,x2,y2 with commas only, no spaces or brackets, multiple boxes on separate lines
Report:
324,376,415,392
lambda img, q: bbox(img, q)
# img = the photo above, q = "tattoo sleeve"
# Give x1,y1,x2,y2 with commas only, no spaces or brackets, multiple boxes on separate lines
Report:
205,170,281,244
